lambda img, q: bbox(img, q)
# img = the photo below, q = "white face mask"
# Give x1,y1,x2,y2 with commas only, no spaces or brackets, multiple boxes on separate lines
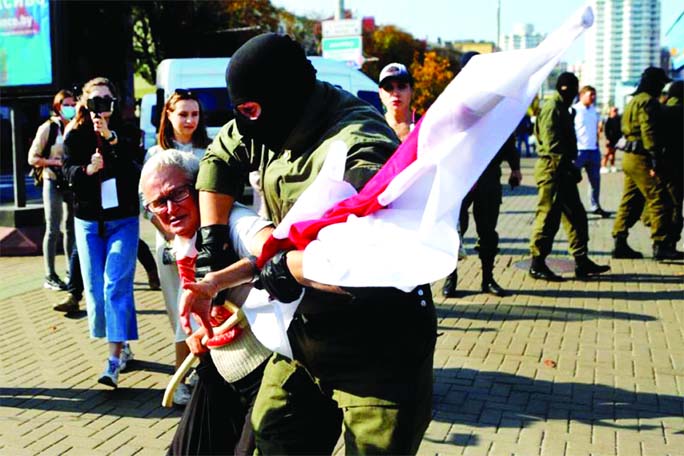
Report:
61,106,76,120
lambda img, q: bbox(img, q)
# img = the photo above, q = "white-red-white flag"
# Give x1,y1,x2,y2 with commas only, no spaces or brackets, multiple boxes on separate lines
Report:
244,5,594,356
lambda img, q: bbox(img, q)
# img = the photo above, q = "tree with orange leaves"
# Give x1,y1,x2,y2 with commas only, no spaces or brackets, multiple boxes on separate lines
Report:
410,51,454,115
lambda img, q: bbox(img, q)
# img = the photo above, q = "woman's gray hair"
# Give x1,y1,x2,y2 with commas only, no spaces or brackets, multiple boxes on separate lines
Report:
139,149,200,197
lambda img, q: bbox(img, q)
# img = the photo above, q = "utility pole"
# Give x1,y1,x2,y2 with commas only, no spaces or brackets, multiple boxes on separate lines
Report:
496,0,501,50
334,0,344,20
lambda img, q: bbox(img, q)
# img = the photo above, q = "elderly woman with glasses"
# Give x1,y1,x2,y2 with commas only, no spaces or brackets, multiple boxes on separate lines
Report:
140,149,273,455
62,77,142,388
144,89,212,405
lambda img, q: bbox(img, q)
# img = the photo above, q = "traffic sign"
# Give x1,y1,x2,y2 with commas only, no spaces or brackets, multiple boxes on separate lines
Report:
322,19,362,38
322,36,362,62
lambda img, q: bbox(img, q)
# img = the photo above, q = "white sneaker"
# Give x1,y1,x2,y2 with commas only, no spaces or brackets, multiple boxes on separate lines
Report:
610,166,617,173
173,383,192,406
600,167,609,174
98,359,120,388
186,369,199,388
119,342,134,371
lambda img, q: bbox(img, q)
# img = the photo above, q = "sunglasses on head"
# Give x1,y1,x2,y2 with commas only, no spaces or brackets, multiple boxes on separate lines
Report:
380,81,410,92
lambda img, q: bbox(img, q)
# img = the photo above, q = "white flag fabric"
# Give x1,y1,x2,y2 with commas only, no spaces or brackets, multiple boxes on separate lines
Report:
303,4,594,289
244,5,594,357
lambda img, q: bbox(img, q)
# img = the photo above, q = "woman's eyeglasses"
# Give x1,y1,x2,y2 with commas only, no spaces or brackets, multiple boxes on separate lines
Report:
145,185,193,214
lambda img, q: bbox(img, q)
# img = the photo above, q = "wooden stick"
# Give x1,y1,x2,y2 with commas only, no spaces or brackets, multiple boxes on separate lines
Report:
161,302,245,407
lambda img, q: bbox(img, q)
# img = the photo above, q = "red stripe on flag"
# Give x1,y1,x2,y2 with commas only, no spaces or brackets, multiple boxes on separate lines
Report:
256,117,423,268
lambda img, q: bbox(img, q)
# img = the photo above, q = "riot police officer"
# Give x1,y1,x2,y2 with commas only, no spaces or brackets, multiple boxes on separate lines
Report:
528,72,610,281
611,67,682,261
442,51,523,298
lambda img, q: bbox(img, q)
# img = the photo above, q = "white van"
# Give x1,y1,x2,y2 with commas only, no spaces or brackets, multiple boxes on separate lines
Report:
140,56,381,149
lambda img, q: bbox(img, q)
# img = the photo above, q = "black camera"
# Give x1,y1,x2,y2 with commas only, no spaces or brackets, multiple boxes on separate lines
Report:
86,96,115,115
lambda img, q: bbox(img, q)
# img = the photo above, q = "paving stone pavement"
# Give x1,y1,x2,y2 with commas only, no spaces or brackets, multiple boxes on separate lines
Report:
1,154,683,456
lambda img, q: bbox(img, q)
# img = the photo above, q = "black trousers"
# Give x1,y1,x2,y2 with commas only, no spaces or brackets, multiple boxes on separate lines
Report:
168,355,267,456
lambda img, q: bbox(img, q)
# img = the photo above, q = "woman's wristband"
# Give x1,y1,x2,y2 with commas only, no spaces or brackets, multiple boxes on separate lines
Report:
246,255,260,283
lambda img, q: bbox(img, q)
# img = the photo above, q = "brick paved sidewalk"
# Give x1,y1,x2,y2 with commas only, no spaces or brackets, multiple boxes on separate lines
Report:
1,155,683,455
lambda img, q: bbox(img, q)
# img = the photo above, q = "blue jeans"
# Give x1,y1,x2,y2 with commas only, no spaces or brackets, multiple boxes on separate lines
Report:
575,149,601,211
74,216,139,342
516,134,531,157
42,179,74,277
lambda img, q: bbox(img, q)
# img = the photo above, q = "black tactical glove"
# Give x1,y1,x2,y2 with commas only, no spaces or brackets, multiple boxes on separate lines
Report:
255,250,303,303
196,225,237,305
508,173,520,189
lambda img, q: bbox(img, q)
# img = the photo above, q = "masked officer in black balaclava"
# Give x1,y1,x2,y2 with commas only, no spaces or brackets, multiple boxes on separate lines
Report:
442,51,523,298
192,33,437,455
528,72,610,281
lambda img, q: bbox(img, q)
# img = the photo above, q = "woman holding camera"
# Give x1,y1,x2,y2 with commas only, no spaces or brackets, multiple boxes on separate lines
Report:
28,89,77,291
144,89,211,405
63,77,141,388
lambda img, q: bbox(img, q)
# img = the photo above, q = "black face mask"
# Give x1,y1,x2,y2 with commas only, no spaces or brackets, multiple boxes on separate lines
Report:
233,100,301,151
227,33,316,150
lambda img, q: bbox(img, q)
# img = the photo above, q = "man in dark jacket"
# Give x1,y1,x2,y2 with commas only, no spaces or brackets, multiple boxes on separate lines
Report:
192,34,436,455
528,72,610,281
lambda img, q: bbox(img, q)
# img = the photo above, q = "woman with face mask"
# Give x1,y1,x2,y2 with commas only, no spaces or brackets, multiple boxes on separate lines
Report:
28,89,78,292
144,89,211,405
62,77,142,388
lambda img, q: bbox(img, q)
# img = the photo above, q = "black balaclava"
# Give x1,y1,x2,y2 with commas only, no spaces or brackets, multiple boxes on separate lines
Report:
555,72,579,106
227,33,317,150
635,67,670,97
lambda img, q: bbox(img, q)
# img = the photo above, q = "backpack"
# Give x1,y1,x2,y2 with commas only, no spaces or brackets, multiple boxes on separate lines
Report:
29,120,60,188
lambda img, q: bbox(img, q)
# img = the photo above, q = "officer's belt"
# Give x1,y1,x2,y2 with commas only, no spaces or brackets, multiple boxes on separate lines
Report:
621,139,647,155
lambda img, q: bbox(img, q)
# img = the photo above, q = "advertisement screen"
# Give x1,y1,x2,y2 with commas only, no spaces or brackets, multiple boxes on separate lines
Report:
0,0,53,87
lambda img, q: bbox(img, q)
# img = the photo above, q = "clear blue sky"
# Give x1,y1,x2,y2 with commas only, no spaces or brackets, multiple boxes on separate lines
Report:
271,0,681,64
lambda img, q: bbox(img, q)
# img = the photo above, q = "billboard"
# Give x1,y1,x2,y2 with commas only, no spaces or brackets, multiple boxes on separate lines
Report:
0,0,53,87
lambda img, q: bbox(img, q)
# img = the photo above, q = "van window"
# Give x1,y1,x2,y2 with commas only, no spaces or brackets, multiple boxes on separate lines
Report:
357,90,382,113
188,87,234,127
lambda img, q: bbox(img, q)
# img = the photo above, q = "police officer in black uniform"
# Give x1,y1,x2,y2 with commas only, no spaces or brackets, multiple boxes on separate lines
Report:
442,51,523,297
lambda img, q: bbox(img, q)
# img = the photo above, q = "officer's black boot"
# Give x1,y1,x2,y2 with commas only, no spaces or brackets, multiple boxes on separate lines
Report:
653,242,684,261
481,256,507,297
611,236,643,259
442,269,459,298
575,255,611,279
529,256,564,282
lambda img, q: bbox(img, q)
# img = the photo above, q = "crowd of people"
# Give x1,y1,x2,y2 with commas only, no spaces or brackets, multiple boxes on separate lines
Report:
25,30,682,455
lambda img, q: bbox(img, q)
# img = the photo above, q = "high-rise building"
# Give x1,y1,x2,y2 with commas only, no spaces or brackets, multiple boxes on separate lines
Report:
501,24,544,51
584,0,661,108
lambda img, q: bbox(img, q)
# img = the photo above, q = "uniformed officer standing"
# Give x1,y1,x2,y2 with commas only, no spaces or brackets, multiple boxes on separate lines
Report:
660,80,683,253
611,67,683,261
192,34,436,455
442,51,523,298
528,72,610,281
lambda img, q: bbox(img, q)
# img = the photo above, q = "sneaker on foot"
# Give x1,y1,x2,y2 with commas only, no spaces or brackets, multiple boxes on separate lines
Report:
173,383,192,406
44,275,67,291
119,343,134,371
53,294,80,312
186,369,199,388
98,359,120,388
610,166,617,173
600,166,609,174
